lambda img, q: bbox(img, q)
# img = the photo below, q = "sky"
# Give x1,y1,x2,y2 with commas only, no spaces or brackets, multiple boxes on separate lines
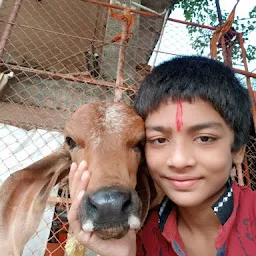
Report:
149,0,256,84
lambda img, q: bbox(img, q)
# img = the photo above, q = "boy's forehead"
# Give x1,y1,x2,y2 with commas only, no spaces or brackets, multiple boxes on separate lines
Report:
145,98,227,128
176,99,183,132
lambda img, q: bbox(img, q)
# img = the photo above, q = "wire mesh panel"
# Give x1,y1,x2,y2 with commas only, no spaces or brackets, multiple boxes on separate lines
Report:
244,135,256,190
0,0,255,255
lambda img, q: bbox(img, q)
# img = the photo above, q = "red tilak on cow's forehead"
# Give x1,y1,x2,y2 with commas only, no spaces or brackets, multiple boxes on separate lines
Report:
176,100,183,132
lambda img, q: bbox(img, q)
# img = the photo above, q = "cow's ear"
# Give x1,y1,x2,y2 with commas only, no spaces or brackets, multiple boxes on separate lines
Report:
136,164,158,226
0,148,71,255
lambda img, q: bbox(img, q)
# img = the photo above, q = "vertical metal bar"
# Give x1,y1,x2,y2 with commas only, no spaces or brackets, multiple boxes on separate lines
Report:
151,9,169,70
114,9,129,102
0,0,5,8
236,163,245,186
0,0,23,59
243,156,251,188
238,33,256,133
215,0,223,25
221,35,232,68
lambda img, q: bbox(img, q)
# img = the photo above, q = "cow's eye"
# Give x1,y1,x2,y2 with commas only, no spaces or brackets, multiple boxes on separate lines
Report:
65,137,76,149
132,141,143,152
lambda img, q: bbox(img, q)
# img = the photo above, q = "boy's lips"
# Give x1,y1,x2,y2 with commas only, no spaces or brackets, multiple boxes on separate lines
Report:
166,177,201,190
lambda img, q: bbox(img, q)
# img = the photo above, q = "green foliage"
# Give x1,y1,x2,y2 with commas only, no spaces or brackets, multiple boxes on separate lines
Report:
249,6,256,18
174,0,256,62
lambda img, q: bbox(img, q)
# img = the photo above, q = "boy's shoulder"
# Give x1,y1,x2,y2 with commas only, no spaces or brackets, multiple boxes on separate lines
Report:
137,183,256,255
223,182,256,254
139,182,256,230
136,205,175,256
139,182,256,234
233,181,256,216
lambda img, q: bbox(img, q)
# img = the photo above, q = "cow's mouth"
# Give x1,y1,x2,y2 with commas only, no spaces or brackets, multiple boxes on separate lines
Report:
79,186,142,239
94,226,129,240
81,215,141,239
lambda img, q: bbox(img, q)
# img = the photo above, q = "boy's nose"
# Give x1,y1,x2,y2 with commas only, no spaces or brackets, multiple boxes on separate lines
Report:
166,142,196,169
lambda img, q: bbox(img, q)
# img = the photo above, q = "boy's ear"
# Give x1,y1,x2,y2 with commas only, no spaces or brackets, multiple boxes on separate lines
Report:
233,145,246,165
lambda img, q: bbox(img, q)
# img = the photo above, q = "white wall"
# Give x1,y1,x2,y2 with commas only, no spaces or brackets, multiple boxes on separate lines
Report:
0,123,64,256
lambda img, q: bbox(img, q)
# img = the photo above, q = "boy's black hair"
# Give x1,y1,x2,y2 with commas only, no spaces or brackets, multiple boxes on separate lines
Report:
134,55,252,151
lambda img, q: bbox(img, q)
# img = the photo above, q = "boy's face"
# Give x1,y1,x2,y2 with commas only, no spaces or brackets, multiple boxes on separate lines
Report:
145,98,244,207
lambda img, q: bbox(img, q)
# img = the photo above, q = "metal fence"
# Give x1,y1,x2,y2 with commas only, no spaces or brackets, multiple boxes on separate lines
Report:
0,0,255,255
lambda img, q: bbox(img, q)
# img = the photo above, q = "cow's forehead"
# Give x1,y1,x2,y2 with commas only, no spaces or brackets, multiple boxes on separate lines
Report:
74,103,142,127
64,103,144,149
98,104,136,132
66,103,144,139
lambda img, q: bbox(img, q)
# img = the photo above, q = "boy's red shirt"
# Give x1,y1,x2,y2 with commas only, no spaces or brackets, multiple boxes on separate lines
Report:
136,182,256,256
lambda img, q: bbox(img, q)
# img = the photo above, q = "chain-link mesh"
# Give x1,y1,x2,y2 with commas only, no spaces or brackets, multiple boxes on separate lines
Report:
0,0,255,255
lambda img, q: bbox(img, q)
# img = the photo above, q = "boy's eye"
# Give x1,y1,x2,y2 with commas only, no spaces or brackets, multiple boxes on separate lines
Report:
196,136,216,143
148,138,167,144
157,138,167,143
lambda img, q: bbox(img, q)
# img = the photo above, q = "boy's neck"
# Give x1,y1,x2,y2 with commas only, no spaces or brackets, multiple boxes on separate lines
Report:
177,203,220,234
177,185,226,234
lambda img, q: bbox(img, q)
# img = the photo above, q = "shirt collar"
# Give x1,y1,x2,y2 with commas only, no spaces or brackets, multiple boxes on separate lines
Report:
158,178,234,231
211,178,233,225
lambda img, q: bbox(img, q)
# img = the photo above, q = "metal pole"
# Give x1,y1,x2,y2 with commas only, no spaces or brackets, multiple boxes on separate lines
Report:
238,33,256,133
3,62,136,91
114,9,130,102
151,9,170,69
0,0,23,59
82,0,216,31
215,0,223,25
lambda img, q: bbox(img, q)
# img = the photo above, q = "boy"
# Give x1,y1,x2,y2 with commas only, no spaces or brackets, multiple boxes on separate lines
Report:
68,56,256,256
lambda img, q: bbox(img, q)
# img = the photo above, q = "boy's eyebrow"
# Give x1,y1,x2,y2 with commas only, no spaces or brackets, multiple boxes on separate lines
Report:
145,125,171,132
145,122,224,132
188,121,224,132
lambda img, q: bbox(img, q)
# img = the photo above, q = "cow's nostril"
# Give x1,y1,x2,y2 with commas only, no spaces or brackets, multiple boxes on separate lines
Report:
122,198,132,214
86,188,133,224
87,196,98,211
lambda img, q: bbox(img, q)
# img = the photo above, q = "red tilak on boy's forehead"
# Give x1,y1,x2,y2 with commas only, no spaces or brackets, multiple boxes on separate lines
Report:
176,100,183,132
